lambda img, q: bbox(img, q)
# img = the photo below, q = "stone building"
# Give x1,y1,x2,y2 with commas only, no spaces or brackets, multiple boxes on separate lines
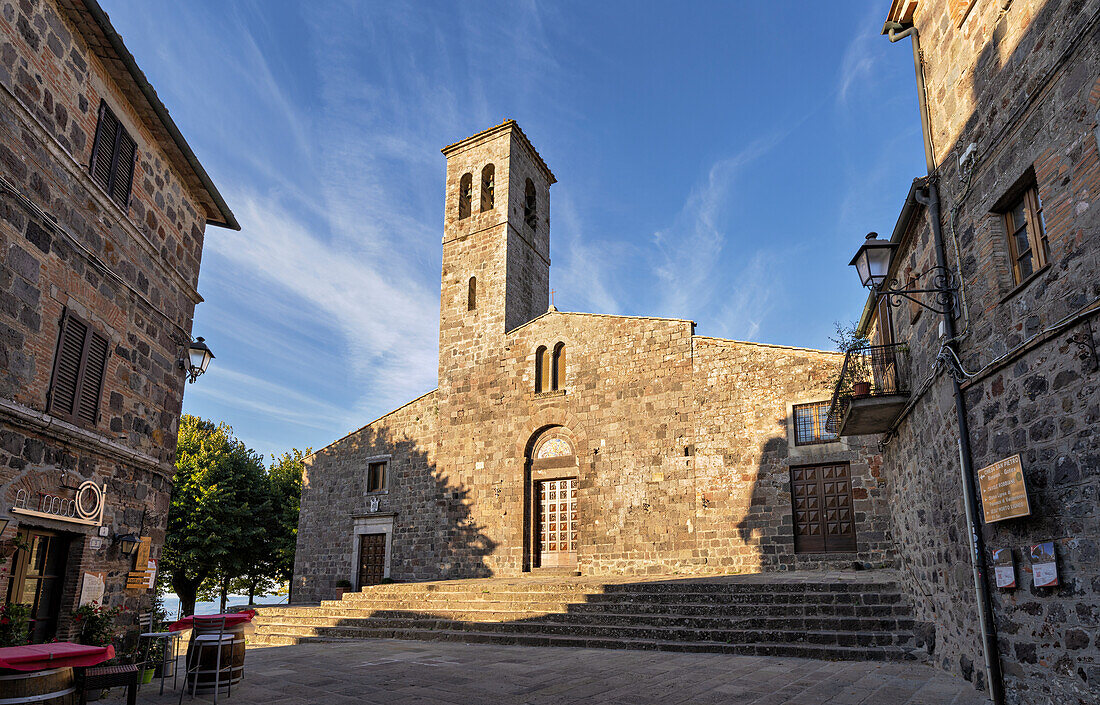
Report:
0,0,234,641
827,1,1100,703
293,120,894,602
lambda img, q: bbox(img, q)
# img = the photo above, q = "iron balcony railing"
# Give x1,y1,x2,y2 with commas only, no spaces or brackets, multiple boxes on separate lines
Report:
826,343,911,434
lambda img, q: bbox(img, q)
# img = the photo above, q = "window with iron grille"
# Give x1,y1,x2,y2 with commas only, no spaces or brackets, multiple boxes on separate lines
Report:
793,402,837,446
89,101,137,209
367,461,387,493
47,310,110,427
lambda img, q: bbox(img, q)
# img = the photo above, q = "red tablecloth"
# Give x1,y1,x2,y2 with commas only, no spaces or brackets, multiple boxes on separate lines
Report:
0,642,114,671
167,610,256,633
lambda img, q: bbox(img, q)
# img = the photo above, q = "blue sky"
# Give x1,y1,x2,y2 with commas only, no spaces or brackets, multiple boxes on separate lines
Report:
102,1,926,461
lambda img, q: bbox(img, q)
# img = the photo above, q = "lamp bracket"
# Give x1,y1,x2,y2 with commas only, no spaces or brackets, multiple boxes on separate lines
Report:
873,264,958,315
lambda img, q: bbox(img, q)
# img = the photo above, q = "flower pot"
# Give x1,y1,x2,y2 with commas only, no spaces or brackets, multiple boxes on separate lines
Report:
141,668,156,684
334,587,347,598
852,382,871,398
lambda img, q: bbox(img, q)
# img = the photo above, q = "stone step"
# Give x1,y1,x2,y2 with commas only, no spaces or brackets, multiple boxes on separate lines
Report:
253,619,914,648
348,583,903,600
257,613,915,634
331,590,904,609
247,628,920,662
260,601,912,620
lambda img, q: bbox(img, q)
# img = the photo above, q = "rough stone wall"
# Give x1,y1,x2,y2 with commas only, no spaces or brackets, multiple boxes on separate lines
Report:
293,391,439,602
0,0,214,636
295,313,897,599
878,0,1100,701
692,338,894,573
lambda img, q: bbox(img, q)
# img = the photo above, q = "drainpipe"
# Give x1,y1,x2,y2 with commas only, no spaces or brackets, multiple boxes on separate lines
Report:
887,20,1005,705
914,184,1004,705
886,22,936,173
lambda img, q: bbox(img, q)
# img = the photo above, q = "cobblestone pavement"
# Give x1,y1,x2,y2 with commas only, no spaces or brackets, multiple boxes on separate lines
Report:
108,639,988,705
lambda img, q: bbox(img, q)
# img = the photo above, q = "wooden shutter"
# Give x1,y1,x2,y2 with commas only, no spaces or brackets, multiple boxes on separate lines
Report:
89,101,136,209
111,130,136,208
48,311,110,426
89,103,118,194
48,314,87,420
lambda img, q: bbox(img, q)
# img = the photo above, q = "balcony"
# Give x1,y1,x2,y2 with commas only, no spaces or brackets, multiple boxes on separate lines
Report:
827,343,910,436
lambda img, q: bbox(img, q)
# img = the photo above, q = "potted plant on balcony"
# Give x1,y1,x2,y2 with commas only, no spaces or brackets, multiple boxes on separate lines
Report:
828,321,873,398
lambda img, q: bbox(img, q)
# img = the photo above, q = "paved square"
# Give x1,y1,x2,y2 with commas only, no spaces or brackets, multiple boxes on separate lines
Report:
106,639,988,704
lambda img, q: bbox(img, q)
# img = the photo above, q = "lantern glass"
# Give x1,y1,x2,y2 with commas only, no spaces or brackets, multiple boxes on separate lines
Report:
118,533,141,557
850,233,897,289
187,337,214,379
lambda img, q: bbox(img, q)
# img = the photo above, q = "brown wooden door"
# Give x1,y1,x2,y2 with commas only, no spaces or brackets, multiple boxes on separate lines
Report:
538,479,577,568
357,533,386,587
791,464,857,553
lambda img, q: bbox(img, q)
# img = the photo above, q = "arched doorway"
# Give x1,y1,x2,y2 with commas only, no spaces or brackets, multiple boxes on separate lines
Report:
525,428,578,571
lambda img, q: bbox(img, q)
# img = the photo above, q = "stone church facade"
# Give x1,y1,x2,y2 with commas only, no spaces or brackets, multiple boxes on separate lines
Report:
293,122,895,602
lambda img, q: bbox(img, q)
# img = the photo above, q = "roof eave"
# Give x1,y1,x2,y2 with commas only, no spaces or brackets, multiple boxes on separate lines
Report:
78,0,240,231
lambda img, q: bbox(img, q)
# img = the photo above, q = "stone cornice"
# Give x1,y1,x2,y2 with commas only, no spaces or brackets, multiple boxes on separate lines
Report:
0,397,173,480
0,83,204,307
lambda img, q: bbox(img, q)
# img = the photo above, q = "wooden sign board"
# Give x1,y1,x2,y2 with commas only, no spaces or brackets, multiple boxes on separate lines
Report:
977,454,1031,523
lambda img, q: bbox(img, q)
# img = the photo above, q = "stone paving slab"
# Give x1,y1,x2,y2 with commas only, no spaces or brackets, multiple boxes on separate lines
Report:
106,638,988,705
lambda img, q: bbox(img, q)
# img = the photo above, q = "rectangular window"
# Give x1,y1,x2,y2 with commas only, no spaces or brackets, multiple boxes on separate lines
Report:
47,310,110,427
793,402,837,446
1001,185,1048,285
89,101,137,209
367,461,387,493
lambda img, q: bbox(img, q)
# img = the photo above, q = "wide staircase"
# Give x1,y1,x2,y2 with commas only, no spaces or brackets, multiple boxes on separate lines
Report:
252,571,928,662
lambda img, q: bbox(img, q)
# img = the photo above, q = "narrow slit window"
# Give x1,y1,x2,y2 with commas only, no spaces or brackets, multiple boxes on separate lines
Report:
481,164,495,211
468,276,477,311
458,173,472,219
551,342,565,390
534,346,547,393
524,178,537,229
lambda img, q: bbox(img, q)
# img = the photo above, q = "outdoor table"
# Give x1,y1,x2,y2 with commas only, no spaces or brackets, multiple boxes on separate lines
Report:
0,642,114,705
138,630,182,695
168,611,255,694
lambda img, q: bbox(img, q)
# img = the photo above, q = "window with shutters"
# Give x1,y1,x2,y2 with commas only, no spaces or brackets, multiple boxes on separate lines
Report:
89,101,137,209
366,461,387,493
47,311,110,427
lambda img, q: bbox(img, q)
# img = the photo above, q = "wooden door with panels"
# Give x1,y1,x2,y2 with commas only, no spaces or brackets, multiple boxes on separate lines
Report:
790,463,857,553
357,533,386,587
6,529,70,643
537,478,577,568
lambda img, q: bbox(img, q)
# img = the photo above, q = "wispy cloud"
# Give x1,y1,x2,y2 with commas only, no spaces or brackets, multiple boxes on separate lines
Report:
553,193,623,315
648,125,800,339
836,2,884,106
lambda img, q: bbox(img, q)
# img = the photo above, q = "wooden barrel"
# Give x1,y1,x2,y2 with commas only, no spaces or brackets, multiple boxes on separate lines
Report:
184,622,246,693
0,667,76,705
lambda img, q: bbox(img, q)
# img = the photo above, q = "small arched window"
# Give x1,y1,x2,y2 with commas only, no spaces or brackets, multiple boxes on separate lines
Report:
467,276,477,311
524,178,537,229
534,346,548,393
481,164,495,211
552,342,565,390
458,172,472,219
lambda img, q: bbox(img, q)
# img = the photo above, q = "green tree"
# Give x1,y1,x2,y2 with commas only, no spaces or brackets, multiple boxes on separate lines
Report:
267,448,307,585
163,416,271,616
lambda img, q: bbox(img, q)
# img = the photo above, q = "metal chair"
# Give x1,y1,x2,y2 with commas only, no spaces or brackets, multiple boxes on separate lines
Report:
179,615,233,704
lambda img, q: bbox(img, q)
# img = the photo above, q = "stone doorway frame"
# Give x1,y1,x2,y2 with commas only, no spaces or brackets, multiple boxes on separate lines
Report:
523,425,581,572
350,513,395,589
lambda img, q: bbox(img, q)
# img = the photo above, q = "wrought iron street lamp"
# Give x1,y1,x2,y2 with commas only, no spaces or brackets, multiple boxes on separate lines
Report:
180,337,215,383
116,532,141,558
851,232,958,315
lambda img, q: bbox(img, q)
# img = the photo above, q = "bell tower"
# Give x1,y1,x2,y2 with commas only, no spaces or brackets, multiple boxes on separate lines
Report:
438,121,555,389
